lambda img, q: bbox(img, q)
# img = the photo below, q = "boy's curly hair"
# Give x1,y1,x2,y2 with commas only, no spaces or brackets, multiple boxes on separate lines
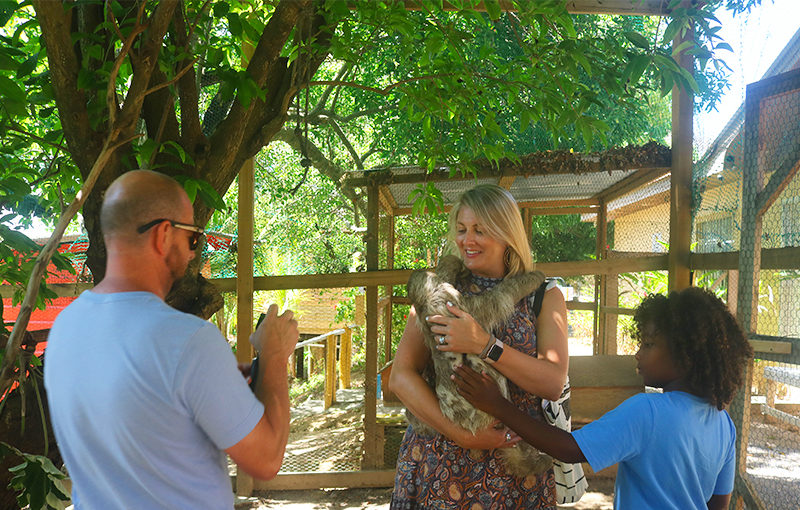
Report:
633,287,754,410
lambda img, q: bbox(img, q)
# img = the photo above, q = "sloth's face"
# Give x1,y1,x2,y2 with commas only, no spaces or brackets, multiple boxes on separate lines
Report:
455,206,508,279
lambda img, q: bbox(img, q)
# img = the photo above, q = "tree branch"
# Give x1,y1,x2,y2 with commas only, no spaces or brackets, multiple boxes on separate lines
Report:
143,58,198,97
106,2,148,127
308,62,351,118
211,0,308,159
272,127,360,205
308,73,458,95
0,134,138,400
7,126,69,152
32,0,95,171
141,67,180,146
115,0,179,134
325,116,363,170
172,3,204,147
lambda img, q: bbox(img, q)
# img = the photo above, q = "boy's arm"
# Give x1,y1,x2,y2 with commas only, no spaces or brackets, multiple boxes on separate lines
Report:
707,494,731,510
453,365,586,464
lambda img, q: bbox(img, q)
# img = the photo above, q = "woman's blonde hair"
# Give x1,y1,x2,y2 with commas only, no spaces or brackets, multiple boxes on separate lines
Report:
448,184,533,277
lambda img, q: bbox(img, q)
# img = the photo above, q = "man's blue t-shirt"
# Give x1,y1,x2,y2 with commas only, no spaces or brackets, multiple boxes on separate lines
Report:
45,291,265,510
572,391,736,510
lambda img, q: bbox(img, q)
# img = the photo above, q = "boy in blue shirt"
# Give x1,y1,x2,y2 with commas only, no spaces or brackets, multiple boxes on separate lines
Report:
453,287,753,510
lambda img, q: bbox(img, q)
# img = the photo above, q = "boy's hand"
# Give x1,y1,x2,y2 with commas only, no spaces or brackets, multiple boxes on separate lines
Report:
452,364,506,416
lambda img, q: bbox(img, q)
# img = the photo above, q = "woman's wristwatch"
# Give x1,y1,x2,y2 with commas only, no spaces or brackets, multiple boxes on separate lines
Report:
479,336,504,364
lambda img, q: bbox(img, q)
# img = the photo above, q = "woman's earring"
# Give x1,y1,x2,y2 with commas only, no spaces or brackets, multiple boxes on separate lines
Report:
503,247,512,268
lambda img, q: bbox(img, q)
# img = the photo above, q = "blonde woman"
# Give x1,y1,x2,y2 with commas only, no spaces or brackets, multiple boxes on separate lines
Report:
389,184,569,509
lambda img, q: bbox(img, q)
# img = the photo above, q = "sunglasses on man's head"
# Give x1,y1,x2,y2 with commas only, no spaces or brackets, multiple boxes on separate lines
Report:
137,218,206,250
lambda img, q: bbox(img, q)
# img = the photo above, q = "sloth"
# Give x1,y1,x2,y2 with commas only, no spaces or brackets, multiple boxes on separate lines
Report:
406,254,553,477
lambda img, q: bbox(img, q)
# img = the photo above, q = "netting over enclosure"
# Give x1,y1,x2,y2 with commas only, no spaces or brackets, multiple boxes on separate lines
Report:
698,65,800,509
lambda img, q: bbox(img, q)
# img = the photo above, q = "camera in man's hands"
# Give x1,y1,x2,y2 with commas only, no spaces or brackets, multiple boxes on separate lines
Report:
248,313,266,391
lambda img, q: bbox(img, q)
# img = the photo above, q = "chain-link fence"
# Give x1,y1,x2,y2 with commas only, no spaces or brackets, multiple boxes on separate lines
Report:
696,66,800,509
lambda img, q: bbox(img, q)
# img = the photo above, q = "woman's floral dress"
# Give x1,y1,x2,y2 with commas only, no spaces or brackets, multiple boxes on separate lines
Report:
390,273,557,510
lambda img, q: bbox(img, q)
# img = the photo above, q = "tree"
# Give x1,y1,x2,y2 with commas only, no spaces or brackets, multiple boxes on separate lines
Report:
0,0,762,347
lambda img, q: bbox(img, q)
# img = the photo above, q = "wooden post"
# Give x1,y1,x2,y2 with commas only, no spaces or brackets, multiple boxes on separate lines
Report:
600,275,619,355
236,161,255,364
384,214,395,367
594,200,608,354
731,74,765,510
363,179,380,468
339,327,352,389
295,346,306,379
324,334,337,409
235,41,256,498
667,25,693,292
310,344,324,375
522,207,532,244
726,270,739,316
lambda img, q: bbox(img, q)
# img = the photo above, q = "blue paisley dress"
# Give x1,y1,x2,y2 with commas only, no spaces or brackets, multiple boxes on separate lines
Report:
390,273,557,510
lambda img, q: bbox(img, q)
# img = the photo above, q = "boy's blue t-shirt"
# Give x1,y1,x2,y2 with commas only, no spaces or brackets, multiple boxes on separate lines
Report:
572,391,736,510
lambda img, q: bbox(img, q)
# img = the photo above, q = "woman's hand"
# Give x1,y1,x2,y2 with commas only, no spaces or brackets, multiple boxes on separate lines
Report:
452,419,520,450
427,302,491,355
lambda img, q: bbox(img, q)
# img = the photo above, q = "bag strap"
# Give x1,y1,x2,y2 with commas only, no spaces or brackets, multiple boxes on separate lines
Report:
531,278,552,318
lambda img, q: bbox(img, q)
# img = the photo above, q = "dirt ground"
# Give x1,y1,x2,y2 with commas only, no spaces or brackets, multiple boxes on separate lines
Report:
234,477,615,509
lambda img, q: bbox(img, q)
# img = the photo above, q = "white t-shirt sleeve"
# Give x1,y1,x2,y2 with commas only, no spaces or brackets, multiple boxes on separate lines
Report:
174,323,265,450
572,393,655,472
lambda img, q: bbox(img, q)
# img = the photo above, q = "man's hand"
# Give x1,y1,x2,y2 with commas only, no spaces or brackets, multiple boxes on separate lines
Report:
250,304,298,359
452,364,507,417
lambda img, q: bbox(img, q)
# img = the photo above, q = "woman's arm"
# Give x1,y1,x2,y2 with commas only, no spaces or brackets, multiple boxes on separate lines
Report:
431,286,569,400
389,306,512,450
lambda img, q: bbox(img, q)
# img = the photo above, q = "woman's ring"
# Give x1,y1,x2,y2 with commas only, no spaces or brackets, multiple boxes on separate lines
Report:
505,432,512,442
438,336,446,345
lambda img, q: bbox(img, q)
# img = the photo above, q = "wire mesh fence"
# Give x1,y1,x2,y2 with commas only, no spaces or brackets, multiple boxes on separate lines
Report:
698,67,800,509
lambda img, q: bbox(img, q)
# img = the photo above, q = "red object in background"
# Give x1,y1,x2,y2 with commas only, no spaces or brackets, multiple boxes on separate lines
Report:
2,296,75,356
2,237,91,356
3,233,232,356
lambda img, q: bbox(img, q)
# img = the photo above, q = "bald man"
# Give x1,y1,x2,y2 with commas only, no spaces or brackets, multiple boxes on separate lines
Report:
44,170,298,509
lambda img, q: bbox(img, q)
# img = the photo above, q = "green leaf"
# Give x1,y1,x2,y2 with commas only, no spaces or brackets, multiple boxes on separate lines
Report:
0,0,20,27
627,54,650,84
653,54,679,73
161,141,193,165
38,106,56,119
0,74,26,103
46,492,68,510
8,461,27,473
574,52,591,76
484,0,502,21
624,31,650,49
195,179,226,211
660,72,674,97
661,18,682,44
715,42,733,53
677,66,699,94
135,139,157,168
0,46,18,70
212,2,229,17
580,121,593,151
76,68,94,91
226,13,243,39
183,179,198,202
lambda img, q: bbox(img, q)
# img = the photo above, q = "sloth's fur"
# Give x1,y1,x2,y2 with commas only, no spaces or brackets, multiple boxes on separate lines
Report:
406,255,553,477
